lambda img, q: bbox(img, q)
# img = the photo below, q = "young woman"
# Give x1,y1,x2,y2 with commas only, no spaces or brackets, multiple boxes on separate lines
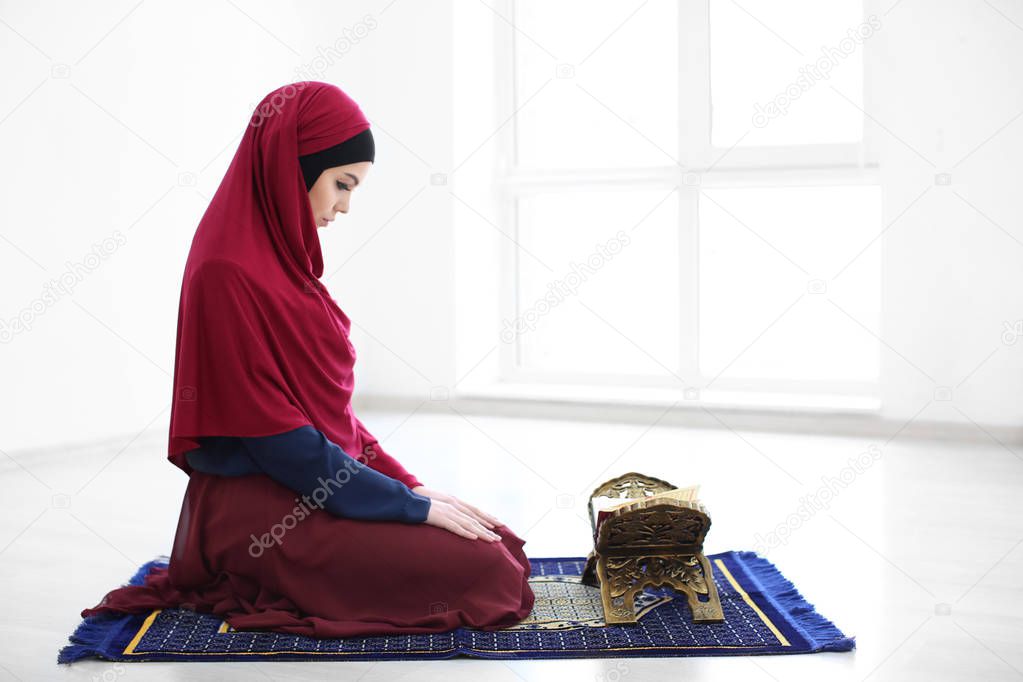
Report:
79,81,535,638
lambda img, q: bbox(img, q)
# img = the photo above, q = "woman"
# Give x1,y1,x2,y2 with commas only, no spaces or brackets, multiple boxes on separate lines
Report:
79,81,535,638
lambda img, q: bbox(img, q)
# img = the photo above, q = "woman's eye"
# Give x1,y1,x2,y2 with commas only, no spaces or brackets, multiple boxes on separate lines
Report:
336,181,352,191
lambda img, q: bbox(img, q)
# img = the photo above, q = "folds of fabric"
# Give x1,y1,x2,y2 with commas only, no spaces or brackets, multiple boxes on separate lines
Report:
166,81,421,489
81,472,535,638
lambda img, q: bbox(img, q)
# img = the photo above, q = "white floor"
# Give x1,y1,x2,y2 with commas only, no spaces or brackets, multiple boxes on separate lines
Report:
3,408,1021,681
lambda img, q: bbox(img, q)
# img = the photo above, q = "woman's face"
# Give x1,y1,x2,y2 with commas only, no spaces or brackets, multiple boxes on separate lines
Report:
307,161,372,228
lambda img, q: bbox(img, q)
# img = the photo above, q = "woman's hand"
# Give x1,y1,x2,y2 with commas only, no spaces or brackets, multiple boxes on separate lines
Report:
423,498,502,542
410,485,504,533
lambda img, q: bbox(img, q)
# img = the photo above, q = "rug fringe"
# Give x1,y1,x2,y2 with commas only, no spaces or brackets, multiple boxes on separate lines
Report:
57,557,170,664
56,614,124,664
734,551,855,652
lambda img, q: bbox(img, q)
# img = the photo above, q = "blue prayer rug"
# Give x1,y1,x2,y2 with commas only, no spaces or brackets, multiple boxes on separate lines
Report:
58,551,854,662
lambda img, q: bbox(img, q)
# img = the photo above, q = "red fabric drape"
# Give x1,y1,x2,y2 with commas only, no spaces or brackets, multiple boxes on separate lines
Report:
167,80,419,488
82,472,534,637
79,82,535,635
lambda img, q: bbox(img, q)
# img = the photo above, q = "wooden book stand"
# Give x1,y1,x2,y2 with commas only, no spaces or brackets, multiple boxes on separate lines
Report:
580,472,725,625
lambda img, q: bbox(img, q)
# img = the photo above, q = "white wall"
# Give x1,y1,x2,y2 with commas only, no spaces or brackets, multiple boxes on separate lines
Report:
0,0,458,452
873,1,1023,433
1,0,1021,455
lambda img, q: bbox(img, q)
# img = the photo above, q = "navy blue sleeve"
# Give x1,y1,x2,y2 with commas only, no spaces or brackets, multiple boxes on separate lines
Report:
186,437,262,476
185,427,431,524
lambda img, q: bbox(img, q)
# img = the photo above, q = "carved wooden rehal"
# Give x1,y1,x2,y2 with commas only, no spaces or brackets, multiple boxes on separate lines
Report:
580,472,725,625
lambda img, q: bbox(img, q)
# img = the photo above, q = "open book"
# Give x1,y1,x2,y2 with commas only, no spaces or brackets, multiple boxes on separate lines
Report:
590,484,703,538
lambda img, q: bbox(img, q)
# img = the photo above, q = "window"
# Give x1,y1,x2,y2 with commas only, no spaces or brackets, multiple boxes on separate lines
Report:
496,0,881,407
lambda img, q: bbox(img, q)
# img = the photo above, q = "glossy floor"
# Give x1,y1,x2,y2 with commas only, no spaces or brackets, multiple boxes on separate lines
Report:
3,408,1021,680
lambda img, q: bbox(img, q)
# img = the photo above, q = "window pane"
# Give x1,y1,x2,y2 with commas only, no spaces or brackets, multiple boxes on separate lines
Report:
709,0,866,146
514,0,678,169
698,185,881,382
515,188,679,376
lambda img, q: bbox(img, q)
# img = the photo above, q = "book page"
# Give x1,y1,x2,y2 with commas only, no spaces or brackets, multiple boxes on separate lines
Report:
590,484,700,529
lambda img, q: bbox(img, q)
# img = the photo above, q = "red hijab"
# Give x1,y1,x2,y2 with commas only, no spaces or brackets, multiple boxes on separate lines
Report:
167,81,422,489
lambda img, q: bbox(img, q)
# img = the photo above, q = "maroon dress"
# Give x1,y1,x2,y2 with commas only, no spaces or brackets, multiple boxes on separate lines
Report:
81,470,535,638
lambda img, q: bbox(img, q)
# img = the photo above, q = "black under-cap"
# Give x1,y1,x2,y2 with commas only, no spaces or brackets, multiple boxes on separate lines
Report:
298,127,375,191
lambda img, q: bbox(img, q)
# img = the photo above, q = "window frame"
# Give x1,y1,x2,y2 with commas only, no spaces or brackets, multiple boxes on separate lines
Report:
493,0,882,406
